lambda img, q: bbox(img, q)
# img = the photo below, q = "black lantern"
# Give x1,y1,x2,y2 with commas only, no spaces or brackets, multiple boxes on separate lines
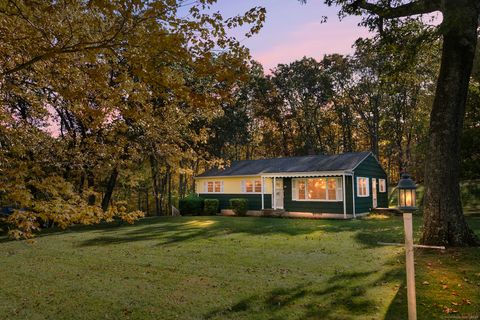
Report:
397,173,417,211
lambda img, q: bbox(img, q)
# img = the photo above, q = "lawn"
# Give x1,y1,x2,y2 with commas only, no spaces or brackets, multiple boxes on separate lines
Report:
0,215,479,320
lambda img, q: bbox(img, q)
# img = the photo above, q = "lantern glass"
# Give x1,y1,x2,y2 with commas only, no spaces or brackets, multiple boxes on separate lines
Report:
405,190,413,207
397,173,417,210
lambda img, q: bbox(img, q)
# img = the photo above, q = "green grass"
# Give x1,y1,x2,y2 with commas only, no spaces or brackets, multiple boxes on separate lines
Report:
0,216,479,320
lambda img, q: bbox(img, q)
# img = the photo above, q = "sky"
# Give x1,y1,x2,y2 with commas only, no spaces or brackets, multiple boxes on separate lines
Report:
210,0,372,72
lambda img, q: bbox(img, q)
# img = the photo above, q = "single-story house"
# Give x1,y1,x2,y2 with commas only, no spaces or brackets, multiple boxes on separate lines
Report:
194,151,388,218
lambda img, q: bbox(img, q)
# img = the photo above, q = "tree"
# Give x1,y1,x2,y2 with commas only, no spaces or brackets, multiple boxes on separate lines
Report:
272,57,336,155
311,0,480,246
0,0,266,236
461,41,480,180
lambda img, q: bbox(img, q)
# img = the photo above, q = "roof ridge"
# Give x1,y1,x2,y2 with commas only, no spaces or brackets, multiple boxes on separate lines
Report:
230,151,371,163
196,151,374,178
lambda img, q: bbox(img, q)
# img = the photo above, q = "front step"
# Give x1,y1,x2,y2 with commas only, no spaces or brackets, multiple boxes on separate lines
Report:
371,207,402,216
261,209,286,216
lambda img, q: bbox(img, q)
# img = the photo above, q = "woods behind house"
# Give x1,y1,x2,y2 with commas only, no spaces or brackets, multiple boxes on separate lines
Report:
0,1,479,239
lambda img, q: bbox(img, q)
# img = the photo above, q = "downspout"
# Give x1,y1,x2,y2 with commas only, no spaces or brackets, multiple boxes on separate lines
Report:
342,173,347,219
351,174,356,218
261,176,265,210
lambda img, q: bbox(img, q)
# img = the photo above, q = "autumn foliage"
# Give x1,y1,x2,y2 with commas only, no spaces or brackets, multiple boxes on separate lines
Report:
0,0,265,239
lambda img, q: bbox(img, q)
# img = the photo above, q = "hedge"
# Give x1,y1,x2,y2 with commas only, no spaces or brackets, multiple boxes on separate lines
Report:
179,195,204,215
204,199,219,215
229,198,248,216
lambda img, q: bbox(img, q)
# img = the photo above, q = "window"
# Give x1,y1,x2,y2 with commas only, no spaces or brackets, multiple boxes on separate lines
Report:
379,179,386,193
298,180,306,200
245,180,253,193
242,179,262,193
254,180,262,193
204,181,223,193
293,177,342,201
357,177,369,197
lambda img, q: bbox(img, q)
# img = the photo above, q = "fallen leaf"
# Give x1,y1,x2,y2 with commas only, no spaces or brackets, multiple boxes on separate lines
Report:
443,307,458,314
422,281,430,285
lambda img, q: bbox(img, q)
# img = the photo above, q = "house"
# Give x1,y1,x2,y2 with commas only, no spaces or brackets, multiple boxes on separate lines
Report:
194,151,388,218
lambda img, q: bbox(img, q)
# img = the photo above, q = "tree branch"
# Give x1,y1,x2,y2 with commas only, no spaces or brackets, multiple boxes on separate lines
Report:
352,0,442,19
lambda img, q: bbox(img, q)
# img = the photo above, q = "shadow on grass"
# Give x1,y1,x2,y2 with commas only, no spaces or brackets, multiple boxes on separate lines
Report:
204,266,405,320
76,215,413,249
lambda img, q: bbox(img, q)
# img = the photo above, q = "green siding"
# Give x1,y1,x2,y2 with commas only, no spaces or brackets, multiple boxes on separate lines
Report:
284,177,354,214
199,153,388,216
345,176,354,214
353,153,388,213
198,194,271,211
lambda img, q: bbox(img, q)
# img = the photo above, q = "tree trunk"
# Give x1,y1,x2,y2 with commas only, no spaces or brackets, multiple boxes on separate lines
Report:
150,155,161,216
167,166,172,216
101,167,119,212
421,0,480,246
87,171,96,205
145,187,149,216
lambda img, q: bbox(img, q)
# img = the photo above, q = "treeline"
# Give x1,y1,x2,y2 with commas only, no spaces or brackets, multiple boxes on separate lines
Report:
1,1,479,239
0,0,266,237
208,23,480,187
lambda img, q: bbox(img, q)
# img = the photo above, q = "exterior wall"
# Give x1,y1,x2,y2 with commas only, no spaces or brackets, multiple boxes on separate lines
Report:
199,193,272,211
353,154,388,213
283,177,353,214
195,176,273,194
195,153,388,215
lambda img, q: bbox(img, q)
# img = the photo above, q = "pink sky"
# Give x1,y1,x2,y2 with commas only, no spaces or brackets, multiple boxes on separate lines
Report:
212,0,372,71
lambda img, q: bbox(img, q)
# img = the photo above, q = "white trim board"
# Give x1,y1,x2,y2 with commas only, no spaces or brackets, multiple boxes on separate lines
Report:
194,174,262,179
261,171,353,178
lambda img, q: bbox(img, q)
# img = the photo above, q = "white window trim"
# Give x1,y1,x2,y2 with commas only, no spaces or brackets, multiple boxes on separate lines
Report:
241,179,263,194
356,177,370,197
292,177,343,202
203,180,224,194
379,179,386,193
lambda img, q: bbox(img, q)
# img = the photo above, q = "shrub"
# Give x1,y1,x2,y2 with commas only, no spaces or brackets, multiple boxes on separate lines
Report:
229,198,248,216
179,195,204,216
204,199,219,215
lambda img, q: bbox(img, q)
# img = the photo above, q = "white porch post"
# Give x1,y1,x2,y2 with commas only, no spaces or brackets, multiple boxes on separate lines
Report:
261,176,265,210
273,176,276,210
351,174,356,218
342,174,347,219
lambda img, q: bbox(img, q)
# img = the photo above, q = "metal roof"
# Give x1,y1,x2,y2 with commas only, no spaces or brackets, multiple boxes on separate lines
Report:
196,151,372,178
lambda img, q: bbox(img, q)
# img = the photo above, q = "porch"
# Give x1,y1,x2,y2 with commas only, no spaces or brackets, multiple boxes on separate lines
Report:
260,171,357,219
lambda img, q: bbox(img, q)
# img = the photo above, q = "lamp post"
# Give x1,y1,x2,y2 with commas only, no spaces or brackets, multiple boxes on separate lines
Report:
377,173,444,320
397,172,417,320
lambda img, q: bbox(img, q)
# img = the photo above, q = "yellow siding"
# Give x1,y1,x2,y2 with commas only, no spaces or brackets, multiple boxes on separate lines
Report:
195,176,272,194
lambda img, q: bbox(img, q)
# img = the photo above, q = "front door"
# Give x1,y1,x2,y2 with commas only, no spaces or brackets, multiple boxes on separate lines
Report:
275,178,284,209
372,178,378,208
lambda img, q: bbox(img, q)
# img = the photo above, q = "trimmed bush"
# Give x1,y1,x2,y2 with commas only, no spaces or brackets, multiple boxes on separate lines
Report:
179,195,204,216
229,198,248,216
203,199,219,215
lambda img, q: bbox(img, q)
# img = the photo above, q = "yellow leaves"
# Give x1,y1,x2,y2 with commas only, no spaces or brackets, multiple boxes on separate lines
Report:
6,210,40,240
107,201,145,224
119,210,145,224
5,199,146,240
